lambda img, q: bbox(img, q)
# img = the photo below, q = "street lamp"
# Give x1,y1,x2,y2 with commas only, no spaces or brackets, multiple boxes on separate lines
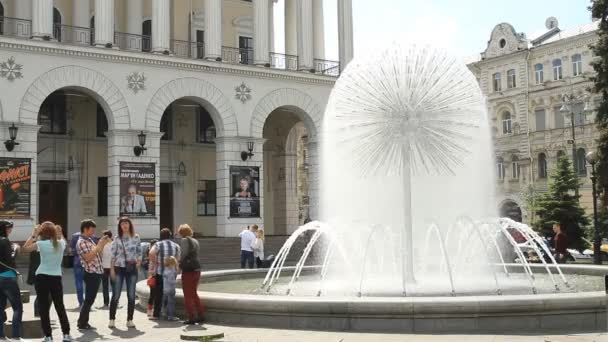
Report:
586,150,601,265
560,94,593,197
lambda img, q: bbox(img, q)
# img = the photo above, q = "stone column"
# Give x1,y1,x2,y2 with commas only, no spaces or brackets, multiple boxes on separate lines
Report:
296,0,314,71
284,0,297,56
215,137,264,237
151,0,171,54
253,0,270,66
127,0,143,35
338,0,354,72
32,0,53,40
94,0,115,47
204,0,222,61
14,0,32,38
269,0,275,53
107,130,163,239
312,0,325,60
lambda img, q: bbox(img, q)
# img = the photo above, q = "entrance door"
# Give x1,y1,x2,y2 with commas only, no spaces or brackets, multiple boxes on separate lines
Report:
39,180,68,238
160,183,173,232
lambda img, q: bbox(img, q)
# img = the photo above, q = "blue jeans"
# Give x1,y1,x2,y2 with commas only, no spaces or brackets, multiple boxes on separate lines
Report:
240,250,254,269
0,277,22,338
162,289,176,318
109,267,138,321
73,264,85,306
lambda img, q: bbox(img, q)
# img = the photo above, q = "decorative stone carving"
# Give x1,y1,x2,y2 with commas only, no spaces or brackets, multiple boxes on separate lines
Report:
235,82,252,103
0,57,23,81
126,72,146,93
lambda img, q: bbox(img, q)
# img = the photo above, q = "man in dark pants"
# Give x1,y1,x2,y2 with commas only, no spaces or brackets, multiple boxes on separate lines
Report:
148,228,180,320
75,219,110,330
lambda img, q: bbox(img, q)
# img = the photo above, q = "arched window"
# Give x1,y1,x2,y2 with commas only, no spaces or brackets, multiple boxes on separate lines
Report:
535,63,544,84
511,156,520,179
501,111,512,135
197,106,216,144
552,59,563,81
497,157,505,180
572,54,582,76
142,19,151,52
577,148,587,176
538,153,547,178
493,72,502,92
507,69,516,89
53,7,62,41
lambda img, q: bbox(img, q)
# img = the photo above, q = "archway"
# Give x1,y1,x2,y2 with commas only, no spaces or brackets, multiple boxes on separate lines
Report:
499,200,523,222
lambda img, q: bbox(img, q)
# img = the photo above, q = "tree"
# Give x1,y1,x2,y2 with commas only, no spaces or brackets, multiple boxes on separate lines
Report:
532,157,589,250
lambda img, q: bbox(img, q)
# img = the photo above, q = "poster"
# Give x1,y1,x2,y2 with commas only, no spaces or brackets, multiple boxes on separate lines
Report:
230,166,260,218
0,158,31,218
119,162,156,216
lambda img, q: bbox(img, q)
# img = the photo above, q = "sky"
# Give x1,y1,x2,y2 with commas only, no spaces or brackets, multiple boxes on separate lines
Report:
275,0,593,61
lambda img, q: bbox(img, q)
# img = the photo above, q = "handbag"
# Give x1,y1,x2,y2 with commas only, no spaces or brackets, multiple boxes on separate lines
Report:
120,237,137,274
0,260,23,287
180,237,200,272
146,276,156,288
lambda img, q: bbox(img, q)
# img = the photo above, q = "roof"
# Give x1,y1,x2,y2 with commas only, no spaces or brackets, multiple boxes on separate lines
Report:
534,21,599,46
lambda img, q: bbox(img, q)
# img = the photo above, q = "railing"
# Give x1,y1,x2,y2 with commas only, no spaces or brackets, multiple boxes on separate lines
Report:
314,59,340,77
53,24,91,46
270,52,298,71
222,46,254,65
0,16,31,39
171,39,205,59
114,31,151,52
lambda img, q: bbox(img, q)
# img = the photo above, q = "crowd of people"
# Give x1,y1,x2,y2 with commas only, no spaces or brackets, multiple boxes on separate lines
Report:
0,218,207,341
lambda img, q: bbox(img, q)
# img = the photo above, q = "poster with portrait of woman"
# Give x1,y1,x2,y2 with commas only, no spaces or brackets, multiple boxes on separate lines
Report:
229,166,260,218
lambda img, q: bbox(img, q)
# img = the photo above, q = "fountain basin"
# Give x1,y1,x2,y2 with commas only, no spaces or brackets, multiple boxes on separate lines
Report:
136,264,608,333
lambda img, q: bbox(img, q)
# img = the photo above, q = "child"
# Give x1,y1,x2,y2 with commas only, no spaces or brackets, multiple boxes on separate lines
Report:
162,256,179,321
251,229,265,268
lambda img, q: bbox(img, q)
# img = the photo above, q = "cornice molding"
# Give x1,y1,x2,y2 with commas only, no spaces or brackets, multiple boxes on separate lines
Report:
0,38,337,86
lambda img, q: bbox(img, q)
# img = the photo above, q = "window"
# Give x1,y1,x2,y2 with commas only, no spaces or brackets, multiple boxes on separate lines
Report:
577,148,587,176
572,102,586,126
572,54,582,76
493,72,502,92
0,2,4,35
197,106,216,143
499,39,506,48
552,59,563,81
538,153,547,178
507,69,516,89
142,20,151,52
53,7,61,41
497,158,505,180
197,180,216,216
501,111,512,134
556,150,566,160
535,63,544,84
97,177,108,217
511,156,520,179
96,104,108,137
554,105,565,128
535,109,546,131
39,92,67,134
196,30,204,59
160,108,172,141
239,36,253,64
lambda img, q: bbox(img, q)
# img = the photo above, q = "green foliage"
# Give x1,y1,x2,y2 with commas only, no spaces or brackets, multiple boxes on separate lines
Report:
532,157,589,250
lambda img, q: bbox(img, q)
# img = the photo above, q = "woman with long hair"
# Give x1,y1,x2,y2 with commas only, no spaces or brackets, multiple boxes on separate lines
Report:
0,220,22,340
108,217,141,329
22,221,72,341
252,228,265,268
178,224,203,324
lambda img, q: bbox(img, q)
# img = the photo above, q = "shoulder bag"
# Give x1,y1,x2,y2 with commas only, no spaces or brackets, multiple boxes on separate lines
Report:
120,237,138,274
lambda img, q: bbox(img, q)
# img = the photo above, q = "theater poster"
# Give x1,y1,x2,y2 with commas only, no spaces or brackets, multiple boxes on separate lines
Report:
0,158,31,218
229,166,260,218
119,162,156,216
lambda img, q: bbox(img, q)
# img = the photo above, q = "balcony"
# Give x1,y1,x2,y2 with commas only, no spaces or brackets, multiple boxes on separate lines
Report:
0,17,340,77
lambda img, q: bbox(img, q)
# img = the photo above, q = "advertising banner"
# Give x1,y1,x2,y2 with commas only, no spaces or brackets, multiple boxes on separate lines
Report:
229,166,260,218
119,162,156,216
0,158,31,218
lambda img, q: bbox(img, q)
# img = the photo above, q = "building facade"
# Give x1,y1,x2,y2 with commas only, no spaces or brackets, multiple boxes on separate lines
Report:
469,19,601,224
0,0,354,241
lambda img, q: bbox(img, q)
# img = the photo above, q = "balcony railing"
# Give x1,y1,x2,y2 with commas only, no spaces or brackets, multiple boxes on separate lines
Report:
270,52,298,71
222,46,254,65
314,59,340,77
113,32,151,52
171,39,205,59
53,24,91,46
0,16,32,39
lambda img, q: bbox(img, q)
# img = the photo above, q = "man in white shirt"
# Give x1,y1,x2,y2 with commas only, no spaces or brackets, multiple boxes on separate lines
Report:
120,184,147,214
238,225,257,269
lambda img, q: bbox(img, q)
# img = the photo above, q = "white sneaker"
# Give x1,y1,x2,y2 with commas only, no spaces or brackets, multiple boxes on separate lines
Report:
126,320,136,329
62,335,73,342
108,319,115,329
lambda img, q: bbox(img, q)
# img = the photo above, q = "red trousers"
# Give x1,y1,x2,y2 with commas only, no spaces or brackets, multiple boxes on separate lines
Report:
181,271,204,320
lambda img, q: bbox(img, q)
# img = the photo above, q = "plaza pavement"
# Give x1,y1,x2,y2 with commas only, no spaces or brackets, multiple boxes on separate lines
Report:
8,267,608,341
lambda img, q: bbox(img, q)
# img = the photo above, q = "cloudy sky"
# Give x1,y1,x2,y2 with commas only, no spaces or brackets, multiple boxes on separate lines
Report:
274,0,592,61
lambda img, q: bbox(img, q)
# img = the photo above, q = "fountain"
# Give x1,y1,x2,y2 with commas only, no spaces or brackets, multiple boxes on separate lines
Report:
136,44,608,333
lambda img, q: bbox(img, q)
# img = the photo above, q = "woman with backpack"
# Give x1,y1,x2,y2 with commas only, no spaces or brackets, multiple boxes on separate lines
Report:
178,224,203,325
0,220,22,340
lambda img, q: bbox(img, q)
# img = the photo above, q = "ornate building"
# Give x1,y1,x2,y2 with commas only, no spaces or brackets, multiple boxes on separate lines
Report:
469,18,600,224
0,0,354,240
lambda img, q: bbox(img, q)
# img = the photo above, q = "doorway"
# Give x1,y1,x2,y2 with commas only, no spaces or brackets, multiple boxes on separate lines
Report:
160,183,173,232
39,180,68,238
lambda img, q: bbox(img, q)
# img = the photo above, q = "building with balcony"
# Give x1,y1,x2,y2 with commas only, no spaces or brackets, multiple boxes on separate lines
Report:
469,18,601,224
0,0,354,241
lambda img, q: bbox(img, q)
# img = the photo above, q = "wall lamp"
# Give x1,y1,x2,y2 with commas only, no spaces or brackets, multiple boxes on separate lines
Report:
133,131,147,157
4,124,19,152
241,141,254,161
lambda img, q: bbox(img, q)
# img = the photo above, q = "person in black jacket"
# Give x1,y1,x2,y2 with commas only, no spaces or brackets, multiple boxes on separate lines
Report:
0,220,23,339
